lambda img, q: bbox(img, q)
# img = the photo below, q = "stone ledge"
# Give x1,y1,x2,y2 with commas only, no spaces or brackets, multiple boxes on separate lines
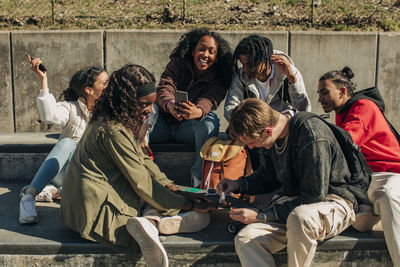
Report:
0,182,392,266
0,133,195,184
0,133,195,153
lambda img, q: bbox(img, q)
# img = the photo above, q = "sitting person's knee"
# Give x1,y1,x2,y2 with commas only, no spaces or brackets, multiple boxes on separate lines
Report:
287,206,315,234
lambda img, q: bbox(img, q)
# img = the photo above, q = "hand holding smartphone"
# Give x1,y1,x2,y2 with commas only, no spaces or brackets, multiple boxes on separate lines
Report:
26,54,47,72
174,90,188,104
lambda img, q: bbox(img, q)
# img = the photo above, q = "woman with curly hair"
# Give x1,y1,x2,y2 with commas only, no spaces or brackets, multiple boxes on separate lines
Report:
60,64,216,267
19,56,108,225
148,28,233,187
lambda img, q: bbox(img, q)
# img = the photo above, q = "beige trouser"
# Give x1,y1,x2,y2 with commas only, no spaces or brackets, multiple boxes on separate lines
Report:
235,194,355,267
367,172,400,267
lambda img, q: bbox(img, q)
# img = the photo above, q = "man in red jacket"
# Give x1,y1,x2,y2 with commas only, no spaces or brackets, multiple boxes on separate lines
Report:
318,66,400,266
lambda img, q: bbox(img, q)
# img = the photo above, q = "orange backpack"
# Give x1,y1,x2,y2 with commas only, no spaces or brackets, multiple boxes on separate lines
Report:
199,137,252,190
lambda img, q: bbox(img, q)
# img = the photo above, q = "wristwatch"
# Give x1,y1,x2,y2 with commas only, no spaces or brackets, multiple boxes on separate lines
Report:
257,211,267,222
257,209,277,223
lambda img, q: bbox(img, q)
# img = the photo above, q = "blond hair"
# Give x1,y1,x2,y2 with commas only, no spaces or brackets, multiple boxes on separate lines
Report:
229,98,280,140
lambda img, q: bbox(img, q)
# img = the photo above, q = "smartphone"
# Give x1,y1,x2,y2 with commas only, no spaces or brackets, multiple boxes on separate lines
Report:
174,90,188,104
26,54,47,72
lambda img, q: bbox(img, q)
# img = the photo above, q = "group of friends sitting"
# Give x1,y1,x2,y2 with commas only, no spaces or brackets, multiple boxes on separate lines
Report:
18,28,400,267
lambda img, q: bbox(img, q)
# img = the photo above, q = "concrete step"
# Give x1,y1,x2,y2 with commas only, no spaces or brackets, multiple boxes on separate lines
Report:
0,133,195,185
0,133,394,266
0,182,393,266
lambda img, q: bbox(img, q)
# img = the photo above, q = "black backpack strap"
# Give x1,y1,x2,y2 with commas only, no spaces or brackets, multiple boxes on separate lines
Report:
290,111,371,208
277,78,291,103
290,111,315,136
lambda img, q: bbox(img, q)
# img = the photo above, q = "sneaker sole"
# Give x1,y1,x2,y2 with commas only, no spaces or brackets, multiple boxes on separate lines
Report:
19,216,38,225
158,211,210,235
126,218,168,267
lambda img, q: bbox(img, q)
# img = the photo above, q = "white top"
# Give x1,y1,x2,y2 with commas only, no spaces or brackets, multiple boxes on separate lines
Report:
255,64,275,101
36,89,90,143
224,50,311,121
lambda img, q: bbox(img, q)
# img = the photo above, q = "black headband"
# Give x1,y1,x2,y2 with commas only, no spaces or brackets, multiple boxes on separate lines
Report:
136,83,156,98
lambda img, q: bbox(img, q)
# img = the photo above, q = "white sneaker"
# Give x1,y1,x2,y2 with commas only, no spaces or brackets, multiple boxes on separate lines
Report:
35,185,57,202
126,217,168,267
158,211,210,235
19,193,38,224
192,176,201,188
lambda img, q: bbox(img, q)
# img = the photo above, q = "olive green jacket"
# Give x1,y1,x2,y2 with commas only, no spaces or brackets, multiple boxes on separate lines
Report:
60,121,185,253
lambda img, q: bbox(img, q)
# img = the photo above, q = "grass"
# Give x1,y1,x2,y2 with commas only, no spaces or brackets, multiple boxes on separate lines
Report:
0,0,399,31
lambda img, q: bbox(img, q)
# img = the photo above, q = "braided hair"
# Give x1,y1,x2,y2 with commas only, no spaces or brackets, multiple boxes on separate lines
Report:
90,64,156,136
233,35,274,76
170,28,233,88
59,66,104,101
319,66,356,96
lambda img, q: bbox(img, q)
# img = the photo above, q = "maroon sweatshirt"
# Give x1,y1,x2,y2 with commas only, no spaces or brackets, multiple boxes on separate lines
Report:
156,57,228,123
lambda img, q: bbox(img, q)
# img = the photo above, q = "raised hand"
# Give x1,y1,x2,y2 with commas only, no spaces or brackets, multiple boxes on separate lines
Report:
26,55,48,90
271,55,296,84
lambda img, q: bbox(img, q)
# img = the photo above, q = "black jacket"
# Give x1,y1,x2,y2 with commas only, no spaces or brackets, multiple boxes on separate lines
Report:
238,113,368,224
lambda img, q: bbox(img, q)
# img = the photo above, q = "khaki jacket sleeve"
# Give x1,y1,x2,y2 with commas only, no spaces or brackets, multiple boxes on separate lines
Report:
99,126,185,215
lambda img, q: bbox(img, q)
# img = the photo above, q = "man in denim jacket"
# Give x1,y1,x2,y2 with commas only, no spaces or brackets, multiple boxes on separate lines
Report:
217,98,369,267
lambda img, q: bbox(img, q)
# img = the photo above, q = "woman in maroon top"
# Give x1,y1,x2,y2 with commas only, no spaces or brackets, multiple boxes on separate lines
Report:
150,28,233,187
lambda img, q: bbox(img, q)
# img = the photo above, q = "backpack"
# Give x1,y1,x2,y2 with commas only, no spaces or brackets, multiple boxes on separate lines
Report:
199,137,252,190
291,112,372,206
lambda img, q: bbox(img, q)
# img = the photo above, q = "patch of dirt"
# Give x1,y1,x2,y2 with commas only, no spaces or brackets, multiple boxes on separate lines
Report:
0,0,399,31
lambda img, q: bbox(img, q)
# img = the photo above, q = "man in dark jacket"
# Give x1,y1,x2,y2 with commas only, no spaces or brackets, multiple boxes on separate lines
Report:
217,98,369,267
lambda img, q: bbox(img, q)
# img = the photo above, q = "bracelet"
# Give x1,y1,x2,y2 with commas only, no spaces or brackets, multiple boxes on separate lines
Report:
166,99,173,111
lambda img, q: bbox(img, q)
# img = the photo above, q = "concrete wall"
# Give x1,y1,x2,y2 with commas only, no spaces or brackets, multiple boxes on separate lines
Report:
11,30,104,132
0,32,13,132
1,30,399,133
377,32,400,128
291,32,377,123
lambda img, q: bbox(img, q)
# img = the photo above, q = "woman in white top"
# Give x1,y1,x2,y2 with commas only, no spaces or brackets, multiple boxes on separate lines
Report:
19,56,109,224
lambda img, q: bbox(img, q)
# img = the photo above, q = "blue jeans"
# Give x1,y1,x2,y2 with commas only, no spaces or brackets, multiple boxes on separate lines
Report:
30,138,76,192
150,112,219,179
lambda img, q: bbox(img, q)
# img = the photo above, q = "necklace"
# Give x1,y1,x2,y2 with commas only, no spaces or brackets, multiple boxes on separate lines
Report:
274,133,289,155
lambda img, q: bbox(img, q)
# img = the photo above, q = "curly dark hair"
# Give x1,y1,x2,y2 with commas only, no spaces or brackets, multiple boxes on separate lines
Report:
90,64,156,136
170,28,233,88
59,66,105,101
319,66,356,96
233,35,274,76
